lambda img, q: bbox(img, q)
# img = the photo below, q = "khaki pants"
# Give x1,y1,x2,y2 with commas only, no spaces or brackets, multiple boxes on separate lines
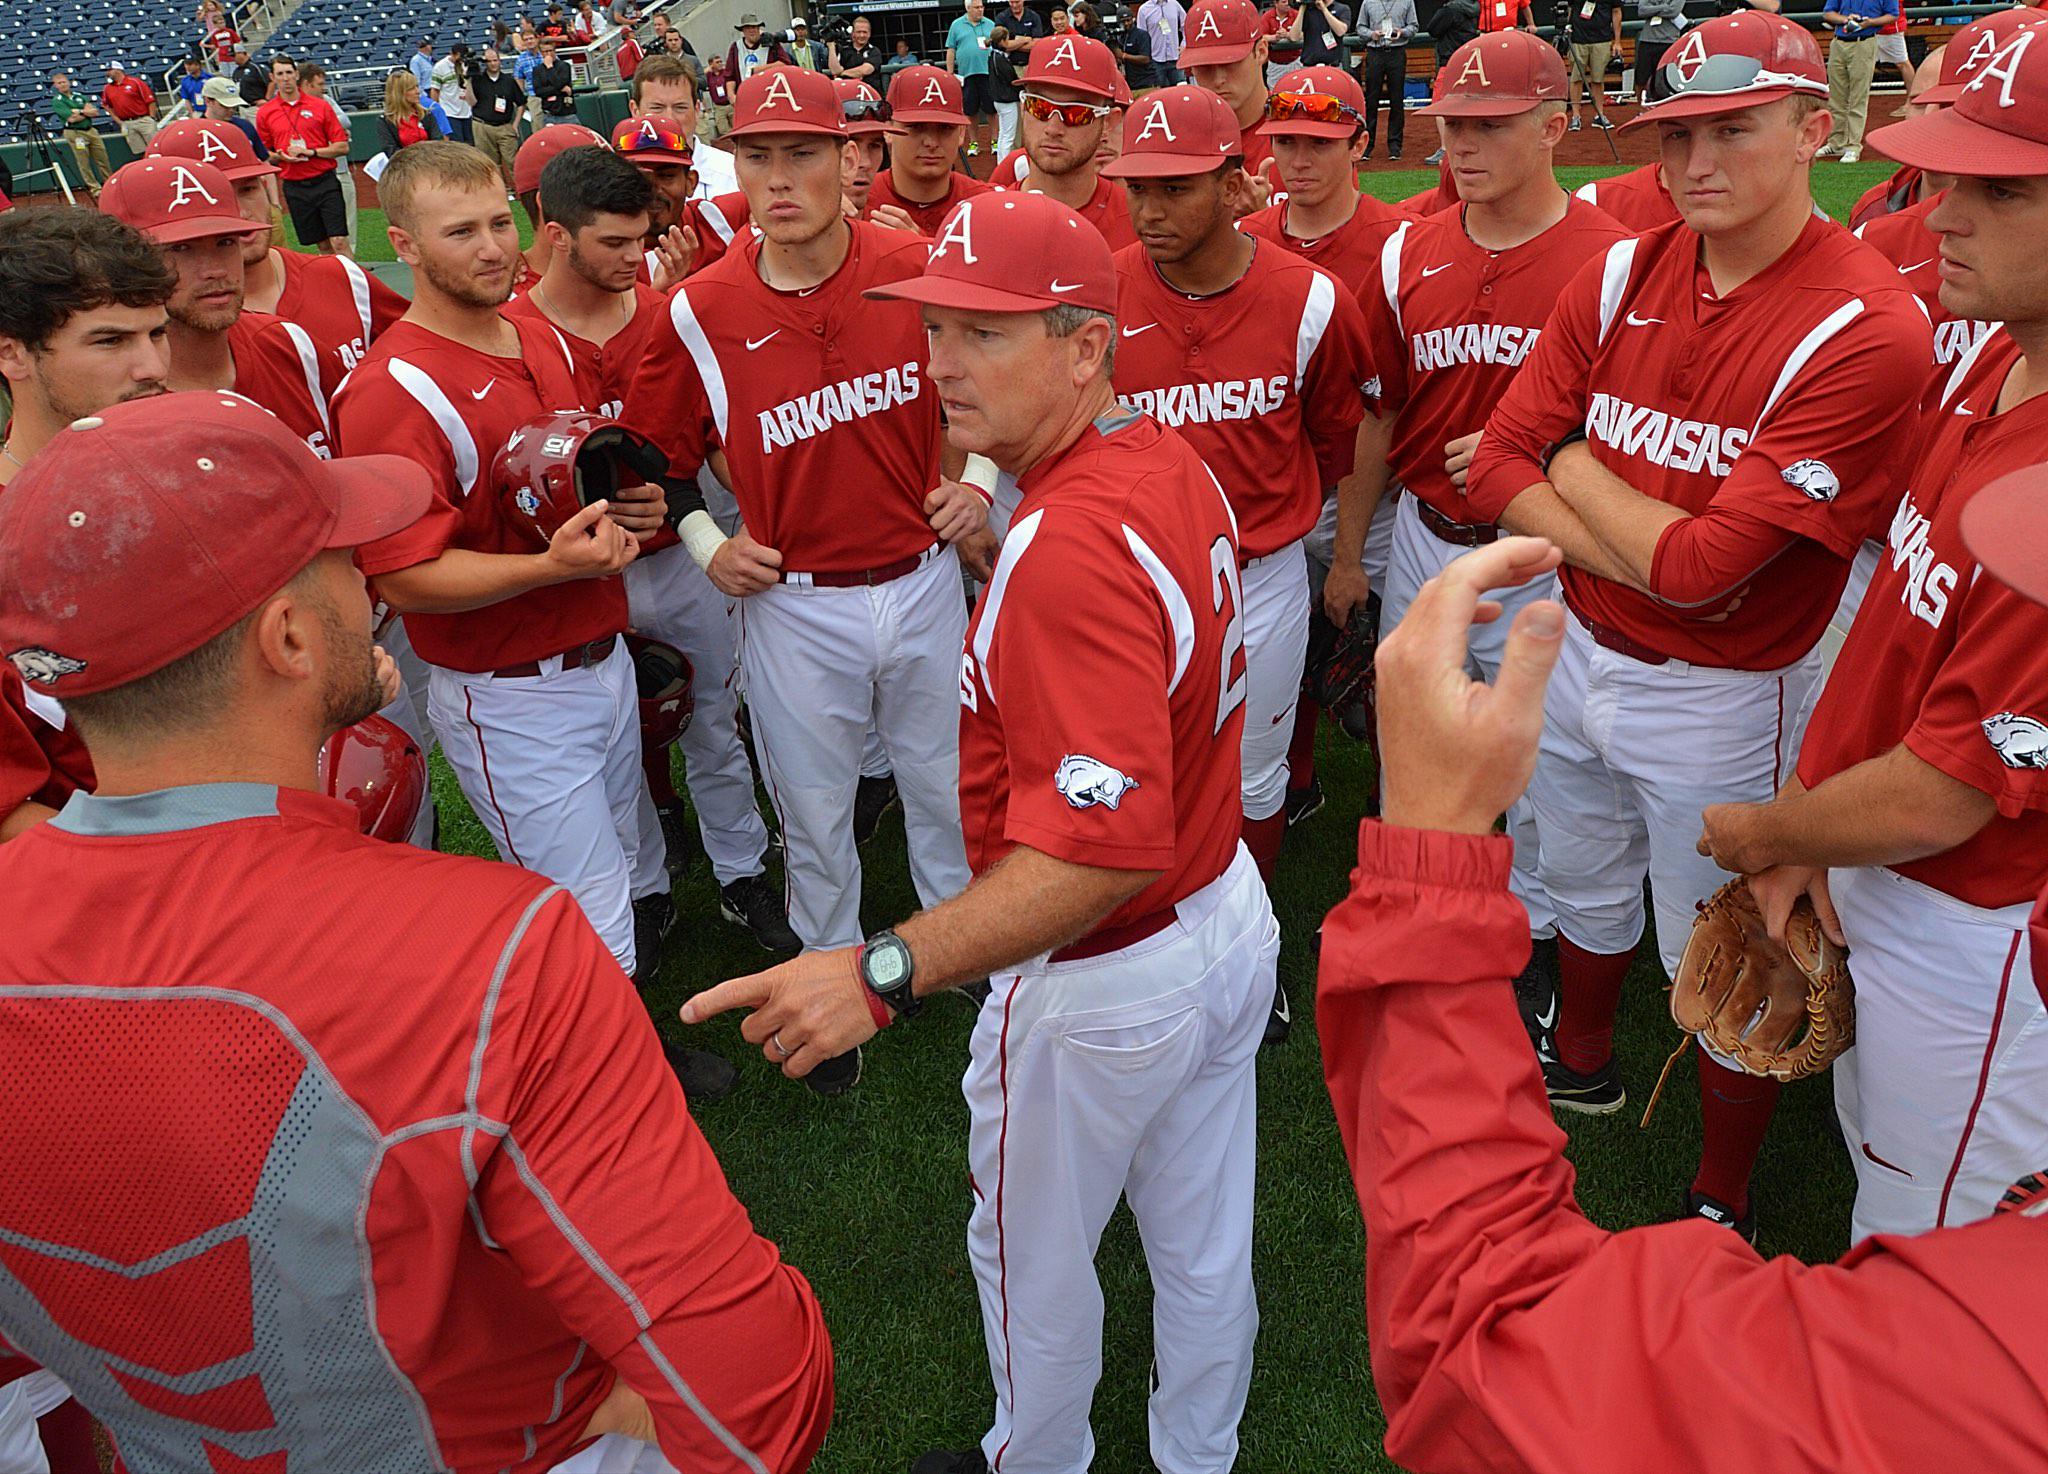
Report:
335,161,359,251
473,118,519,184
1570,41,1612,108
117,113,156,158
64,127,112,188
1826,35,1877,152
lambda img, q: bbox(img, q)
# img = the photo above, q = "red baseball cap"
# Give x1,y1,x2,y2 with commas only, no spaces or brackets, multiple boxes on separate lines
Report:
1020,33,1123,103
147,117,276,181
1418,32,1567,116
0,393,430,699
1914,8,2048,106
833,77,891,136
1870,25,2048,176
1961,465,2048,610
1100,85,1242,177
865,190,1117,313
888,64,971,126
724,64,849,140
101,158,268,243
1266,64,1369,136
1623,11,1826,128
1179,0,1261,67
514,123,605,195
611,113,694,163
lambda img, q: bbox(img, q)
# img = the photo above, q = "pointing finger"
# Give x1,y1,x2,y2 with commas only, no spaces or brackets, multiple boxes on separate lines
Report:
679,970,773,1025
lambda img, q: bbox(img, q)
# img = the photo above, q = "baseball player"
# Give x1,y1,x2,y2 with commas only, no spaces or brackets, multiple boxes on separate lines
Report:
505,144,799,952
866,65,995,233
1322,532,2048,1474
984,55,1132,191
623,68,979,1010
1360,33,1629,1031
684,188,1279,1474
1179,0,1277,182
512,123,610,293
1464,11,1932,1236
1572,160,1681,231
0,392,832,1473
992,35,1139,249
609,114,708,289
836,78,891,215
1698,27,2048,1242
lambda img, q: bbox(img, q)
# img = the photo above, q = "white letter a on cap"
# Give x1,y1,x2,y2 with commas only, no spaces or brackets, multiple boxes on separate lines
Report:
1133,97,1177,143
1453,44,1492,89
760,69,800,110
933,197,978,263
167,162,219,210
1966,28,2038,109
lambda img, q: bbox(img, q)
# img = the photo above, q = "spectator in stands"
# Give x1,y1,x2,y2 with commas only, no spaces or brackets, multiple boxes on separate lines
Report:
534,39,577,117
1049,7,1070,31
409,38,437,99
881,37,921,83
540,4,573,41
1820,0,1897,163
512,31,545,128
609,0,641,26
1137,0,1188,86
51,73,114,193
617,24,645,81
203,9,241,66
178,57,209,112
1633,0,1686,100
628,54,736,196
833,16,887,80
100,63,159,156
572,0,605,43
432,43,477,143
1263,0,1304,86
200,74,262,153
232,45,268,105
945,0,998,159
472,46,526,190
300,63,358,252
1282,0,1352,72
995,0,1047,53
255,55,353,255
702,58,734,136
661,27,697,69
728,14,791,80
379,70,449,153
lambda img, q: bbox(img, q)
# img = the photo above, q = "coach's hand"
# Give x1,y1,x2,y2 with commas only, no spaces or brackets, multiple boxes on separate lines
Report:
1445,430,1482,490
870,203,921,234
959,527,1000,582
546,500,640,579
1323,559,1370,626
646,223,700,293
682,947,879,1081
707,529,785,596
1744,864,1846,949
1376,536,1564,836
927,478,990,545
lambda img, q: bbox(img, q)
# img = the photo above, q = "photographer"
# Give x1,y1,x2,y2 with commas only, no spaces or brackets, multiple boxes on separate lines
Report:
1285,0,1353,69
831,15,887,79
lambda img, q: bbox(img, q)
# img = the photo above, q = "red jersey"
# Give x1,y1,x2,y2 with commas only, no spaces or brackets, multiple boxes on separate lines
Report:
503,280,666,418
1364,198,1629,518
863,168,993,236
1237,190,1407,306
1478,0,1529,28
1236,115,1274,179
253,93,347,181
684,190,752,275
1467,215,1933,669
1798,332,2048,909
1849,163,1923,230
992,158,1139,250
224,308,335,457
959,411,1246,932
1855,195,1993,376
1111,238,1374,557
0,782,831,1474
336,315,629,672
988,147,1028,187
206,22,240,61
1573,162,1681,234
273,248,408,389
622,219,943,574
0,666,93,820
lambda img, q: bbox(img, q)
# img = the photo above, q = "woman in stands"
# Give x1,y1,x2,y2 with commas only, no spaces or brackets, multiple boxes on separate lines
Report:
378,71,447,156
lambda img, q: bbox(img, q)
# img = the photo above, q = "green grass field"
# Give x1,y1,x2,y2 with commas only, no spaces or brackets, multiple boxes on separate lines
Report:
349,162,1891,1473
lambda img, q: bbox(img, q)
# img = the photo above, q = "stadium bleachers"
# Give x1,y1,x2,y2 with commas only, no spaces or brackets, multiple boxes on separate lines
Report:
1,0,213,142
262,0,537,89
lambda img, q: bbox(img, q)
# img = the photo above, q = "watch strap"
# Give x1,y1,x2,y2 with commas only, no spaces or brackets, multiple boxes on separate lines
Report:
853,944,898,1029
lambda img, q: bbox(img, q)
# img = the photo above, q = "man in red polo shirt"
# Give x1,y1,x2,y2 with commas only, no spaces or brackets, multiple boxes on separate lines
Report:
866,64,994,232
994,35,1138,249
98,61,157,155
1180,0,1276,180
253,53,352,257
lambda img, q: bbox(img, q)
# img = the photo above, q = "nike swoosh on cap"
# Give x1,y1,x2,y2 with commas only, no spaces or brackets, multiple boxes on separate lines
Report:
1048,280,1082,293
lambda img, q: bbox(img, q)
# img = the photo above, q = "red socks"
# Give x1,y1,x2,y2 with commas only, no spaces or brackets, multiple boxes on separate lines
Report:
1691,1046,1781,1215
1286,699,1320,794
1243,811,1286,881
1553,937,1633,1075
642,742,679,809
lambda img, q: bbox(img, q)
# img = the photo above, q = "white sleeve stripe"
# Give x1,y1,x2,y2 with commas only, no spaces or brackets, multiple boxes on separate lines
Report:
338,255,375,344
278,320,332,438
387,357,481,497
970,507,1045,701
1752,297,1865,433
668,289,730,442
1574,179,1599,204
1595,236,1640,347
546,324,578,385
1294,269,1337,392
1379,220,1409,336
1122,525,1195,697
1939,320,2005,408
699,199,737,245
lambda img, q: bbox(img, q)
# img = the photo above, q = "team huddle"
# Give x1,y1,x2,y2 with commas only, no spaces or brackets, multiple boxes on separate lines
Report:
2,1,2048,1470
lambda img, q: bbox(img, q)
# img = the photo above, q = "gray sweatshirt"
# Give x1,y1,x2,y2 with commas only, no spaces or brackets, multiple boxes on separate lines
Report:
1637,0,1689,45
1359,0,1418,45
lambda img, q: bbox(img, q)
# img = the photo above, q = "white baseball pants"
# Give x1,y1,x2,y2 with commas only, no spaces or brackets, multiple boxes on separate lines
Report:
624,544,773,886
1239,542,1310,823
1378,494,1559,939
372,617,438,850
0,1371,66,1474
963,845,1278,1474
428,639,652,974
1302,483,1398,592
547,1433,677,1473
734,547,972,949
1831,862,2048,1243
1528,612,1820,972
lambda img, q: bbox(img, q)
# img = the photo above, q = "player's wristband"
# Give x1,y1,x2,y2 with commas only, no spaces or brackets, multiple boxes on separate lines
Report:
960,453,999,506
852,946,897,1030
679,509,729,571
1542,430,1587,475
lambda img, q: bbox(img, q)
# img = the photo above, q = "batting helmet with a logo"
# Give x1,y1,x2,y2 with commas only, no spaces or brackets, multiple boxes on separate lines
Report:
628,635,695,751
318,713,427,843
491,411,671,550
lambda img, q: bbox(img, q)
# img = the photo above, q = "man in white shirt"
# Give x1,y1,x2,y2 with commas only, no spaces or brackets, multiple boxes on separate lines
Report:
627,53,737,198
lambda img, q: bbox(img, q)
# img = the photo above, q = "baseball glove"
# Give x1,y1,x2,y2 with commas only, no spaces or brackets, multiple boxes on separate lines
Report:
1304,594,1380,743
1669,877,1855,1082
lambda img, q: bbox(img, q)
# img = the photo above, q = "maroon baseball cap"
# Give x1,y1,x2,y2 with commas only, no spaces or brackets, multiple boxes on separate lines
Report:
865,190,1117,313
0,393,430,698
725,64,849,140
1916,9,2048,106
888,64,971,126
1870,24,2048,174
1418,32,1568,116
1266,64,1369,136
514,123,604,195
100,158,269,243
1020,33,1123,103
1622,11,1826,128
611,113,694,163
147,117,276,181
1100,85,1242,177
1179,0,1261,67
833,77,891,136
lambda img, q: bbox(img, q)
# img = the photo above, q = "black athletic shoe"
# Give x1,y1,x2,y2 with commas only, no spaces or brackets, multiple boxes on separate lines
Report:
804,1046,862,1097
1513,935,1560,1058
631,892,676,985
1569,113,1583,130
664,1040,736,1102
1542,1057,1627,1115
655,803,694,875
1283,776,1325,827
957,978,993,1010
1388,146,1402,160
911,1448,988,1474
720,873,802,952
1685,1189,1758,1246
1593,114,1615,130
853,772,900,846
1362,140,1375,159
1263,977,1292,1048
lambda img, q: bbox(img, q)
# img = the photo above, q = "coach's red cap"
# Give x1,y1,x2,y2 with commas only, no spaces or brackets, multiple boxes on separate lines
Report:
1178,0,1261,67
865,190,1117,313
0,393,430,699
725,64,850,140
611,114,694,163
1266,65,1369,136
1100,85,1241,177
101,158,268,243
833,77,892,136
147,117,276,181
888,64,971,126
1913,9,2048,106
514,123,604,195
1872,27,2048,176
1021,33,1123,102
1622,11,1826,128
1419,32,1567,116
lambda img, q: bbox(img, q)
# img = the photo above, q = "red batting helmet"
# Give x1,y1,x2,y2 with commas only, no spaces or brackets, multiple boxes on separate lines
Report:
318,713,426,843
628,635,695,750
491,411,671,551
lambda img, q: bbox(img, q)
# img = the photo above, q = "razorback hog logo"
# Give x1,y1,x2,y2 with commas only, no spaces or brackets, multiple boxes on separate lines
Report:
9,648,88,685
1983,713,2048,770
1780,458,1840,502
1055,753,1139,810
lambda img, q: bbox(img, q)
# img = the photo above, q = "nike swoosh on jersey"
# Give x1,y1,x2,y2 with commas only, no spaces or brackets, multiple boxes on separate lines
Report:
746,331,782,351
1421,263,1453,277
1121,323,1158,338
470,382,495,400
1625,311,1665,327
1899,260,1933,274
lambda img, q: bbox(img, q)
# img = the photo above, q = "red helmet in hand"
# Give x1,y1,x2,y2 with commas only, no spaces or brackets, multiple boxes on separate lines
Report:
628,635,695,751
491,411,670,550
318,713,427,843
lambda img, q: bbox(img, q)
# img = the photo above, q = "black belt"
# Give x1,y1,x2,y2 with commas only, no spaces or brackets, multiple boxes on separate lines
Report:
491,634,618,678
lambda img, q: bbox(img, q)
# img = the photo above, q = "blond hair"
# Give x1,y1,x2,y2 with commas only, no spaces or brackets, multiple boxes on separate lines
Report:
382,69,422,123
380,140,506,231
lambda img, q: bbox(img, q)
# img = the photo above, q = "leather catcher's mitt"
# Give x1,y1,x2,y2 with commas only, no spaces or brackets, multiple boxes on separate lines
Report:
1670,877,1854,1081
1304,594,1380,743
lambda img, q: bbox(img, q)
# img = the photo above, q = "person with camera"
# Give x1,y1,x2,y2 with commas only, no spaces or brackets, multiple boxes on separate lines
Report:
1285,0,1353,74
830,14,888,80
1357,0,1415,158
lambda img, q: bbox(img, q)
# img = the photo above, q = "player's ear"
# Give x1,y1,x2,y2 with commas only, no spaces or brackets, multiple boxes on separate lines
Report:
386,222,419,266
1070,313,1114,386
0,335,31,390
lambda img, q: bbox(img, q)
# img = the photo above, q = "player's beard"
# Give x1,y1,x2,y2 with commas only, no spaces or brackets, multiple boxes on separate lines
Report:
566,240,637,295
316,595,389,734
32,357,166,423
420,252,514,309
169,289,243,335
1026,128,1101,179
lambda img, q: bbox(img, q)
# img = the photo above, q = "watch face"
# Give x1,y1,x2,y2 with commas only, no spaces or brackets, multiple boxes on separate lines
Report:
867,938,911,989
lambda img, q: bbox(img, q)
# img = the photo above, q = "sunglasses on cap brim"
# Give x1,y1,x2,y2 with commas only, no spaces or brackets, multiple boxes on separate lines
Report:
1020,91,1115,124
615,125,691,154
1267,89,1364,126
1655,53,1824,103
844,96,893,121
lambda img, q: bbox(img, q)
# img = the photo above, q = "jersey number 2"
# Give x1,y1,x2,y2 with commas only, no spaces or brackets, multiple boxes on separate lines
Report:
1210,536,1248,736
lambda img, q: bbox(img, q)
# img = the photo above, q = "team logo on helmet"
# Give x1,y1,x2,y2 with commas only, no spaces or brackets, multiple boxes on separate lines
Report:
1983,712,2048,769
1781,458,1840,502
1054,753,1140,810
9,648,87,685
513,485,542,518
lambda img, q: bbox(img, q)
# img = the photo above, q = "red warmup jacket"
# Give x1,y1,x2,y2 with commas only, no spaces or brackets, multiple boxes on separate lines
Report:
1317,819,2048,1474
